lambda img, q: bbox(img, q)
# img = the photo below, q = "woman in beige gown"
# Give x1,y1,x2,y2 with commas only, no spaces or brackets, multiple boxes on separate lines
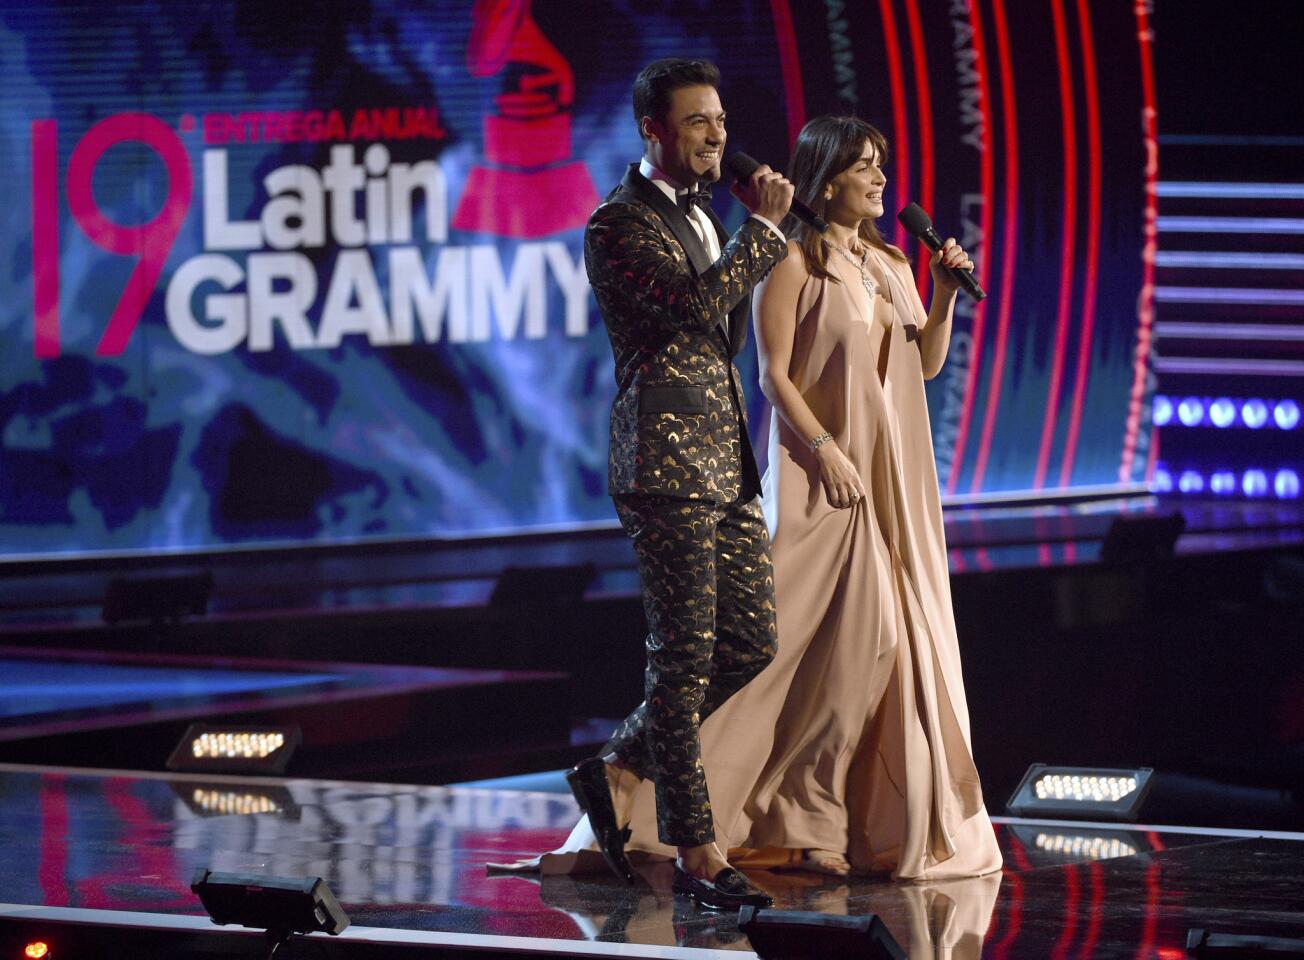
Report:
510,116,1001,882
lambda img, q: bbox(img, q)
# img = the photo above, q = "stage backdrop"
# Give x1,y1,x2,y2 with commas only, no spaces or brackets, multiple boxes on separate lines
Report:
0,0,1156,557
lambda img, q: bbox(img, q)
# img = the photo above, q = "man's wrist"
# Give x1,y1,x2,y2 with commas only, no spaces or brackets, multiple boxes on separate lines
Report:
748,213,786,243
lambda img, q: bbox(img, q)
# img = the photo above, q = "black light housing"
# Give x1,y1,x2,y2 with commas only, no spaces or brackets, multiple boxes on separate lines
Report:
166,723,301,775
102,571,213,624
191,869,349,941
738,907,905,960
1006,764,1155,821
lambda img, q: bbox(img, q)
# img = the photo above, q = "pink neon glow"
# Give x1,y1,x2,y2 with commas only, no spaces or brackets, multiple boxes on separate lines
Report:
1136,855,1162,959
871,0,912,251
38,775,68,905
968,0,1019,493
768,0,806,147
1058,0,1103,488
945,3,995,494
1033,0,1079,490
76,778,195,910
1079,860,1105,960
66,113,193,357
1051,865,1081,960
877,0,910,251
991,856,1025,959
1121,1,1159,482
31,120,60,358
1144,420,1160,483
903,0,935,298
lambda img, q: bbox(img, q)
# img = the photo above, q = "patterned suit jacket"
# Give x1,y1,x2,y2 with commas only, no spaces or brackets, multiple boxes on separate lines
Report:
586,164,788,502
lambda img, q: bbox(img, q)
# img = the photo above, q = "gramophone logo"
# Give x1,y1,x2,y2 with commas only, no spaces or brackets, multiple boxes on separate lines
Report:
451,0,600,238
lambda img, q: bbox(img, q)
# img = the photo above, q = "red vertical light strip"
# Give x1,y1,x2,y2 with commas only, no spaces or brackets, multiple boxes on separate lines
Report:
39,774,70,906
1076,860,1105,960
768,0,807,146
945,1,995,494
1121,1,1158,482
991,869,1024,959
877,0,910,250
968,0,1019,493
78,778,194,910
1133,830,1167,959
902,0,935,296
1051,865,1081,960
1058,0,1102,487
1145,421,1161,482
1135,858,1161,959
31,119,60,358
1032,0,1079,490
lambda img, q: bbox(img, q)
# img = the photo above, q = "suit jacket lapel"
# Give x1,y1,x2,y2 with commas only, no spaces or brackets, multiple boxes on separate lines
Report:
619,164,714,276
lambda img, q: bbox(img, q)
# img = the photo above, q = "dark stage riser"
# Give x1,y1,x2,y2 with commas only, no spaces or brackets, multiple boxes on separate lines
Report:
0,655,575,785
3,543,1302,815
954,545,1304,819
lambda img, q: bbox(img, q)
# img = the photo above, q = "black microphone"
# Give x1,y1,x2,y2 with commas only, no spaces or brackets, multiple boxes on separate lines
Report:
725,152,828,233
897,203,986,301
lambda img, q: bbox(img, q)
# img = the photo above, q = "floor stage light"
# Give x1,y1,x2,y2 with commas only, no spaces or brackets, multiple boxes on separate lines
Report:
191,869,349,949
166,723,301,775
738,906,906,960
1188,928,1304,956
1006,764,1155,821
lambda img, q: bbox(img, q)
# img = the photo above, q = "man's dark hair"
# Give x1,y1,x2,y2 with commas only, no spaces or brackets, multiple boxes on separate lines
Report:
632,58,721,140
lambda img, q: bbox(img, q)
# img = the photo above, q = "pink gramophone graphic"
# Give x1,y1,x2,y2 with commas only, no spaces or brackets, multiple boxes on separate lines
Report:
451,0,600,238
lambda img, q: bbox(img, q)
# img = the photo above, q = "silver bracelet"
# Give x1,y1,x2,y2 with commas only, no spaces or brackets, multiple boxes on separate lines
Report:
809,431,833,451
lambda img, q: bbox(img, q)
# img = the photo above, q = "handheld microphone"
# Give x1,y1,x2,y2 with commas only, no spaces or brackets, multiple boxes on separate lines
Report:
897,203,986,301
725,152,828,233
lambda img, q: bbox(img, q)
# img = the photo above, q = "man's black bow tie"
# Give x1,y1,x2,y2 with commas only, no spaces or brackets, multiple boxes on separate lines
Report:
679,185,712,214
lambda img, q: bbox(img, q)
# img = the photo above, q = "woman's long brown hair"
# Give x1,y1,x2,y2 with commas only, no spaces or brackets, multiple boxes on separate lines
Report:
781,115,908,282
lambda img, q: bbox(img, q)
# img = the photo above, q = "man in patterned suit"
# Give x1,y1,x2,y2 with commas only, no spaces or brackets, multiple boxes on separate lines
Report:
565,58,793,909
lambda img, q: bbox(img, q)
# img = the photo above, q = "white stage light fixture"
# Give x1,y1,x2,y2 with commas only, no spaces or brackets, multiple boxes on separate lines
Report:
1006,764,1155,821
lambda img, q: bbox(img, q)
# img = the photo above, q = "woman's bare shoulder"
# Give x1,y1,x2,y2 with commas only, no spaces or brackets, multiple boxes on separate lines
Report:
774,239,811,278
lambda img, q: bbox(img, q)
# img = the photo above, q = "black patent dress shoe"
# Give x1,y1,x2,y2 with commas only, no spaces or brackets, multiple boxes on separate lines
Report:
565,758,635,883
672,864,774,910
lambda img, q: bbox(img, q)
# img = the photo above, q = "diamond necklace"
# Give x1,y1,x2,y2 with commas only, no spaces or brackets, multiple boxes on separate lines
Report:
824,239,879,300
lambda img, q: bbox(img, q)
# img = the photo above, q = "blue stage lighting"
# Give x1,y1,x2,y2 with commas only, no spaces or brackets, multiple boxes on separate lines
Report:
1179,470,1204,494
1210,471,1237,495
1242,469,1269,497
1152,468,1172,493
1275,469,1301,499
1152,395,1173,427
1242,399,1269,429
1178,397,1205,427
1208,398,1236,428
1275,399,1301,430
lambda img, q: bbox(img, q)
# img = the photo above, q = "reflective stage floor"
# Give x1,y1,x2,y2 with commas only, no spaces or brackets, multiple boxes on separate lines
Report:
2,764,1302,957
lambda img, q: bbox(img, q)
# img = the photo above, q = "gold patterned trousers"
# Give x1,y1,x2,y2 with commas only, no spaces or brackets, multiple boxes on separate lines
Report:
606,493,777,847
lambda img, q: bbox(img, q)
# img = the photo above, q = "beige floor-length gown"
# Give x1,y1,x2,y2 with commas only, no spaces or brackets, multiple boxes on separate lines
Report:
520,244,1002,881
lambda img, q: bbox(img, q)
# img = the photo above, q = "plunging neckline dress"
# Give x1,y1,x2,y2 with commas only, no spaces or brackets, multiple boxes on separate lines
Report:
520,246,1002,881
